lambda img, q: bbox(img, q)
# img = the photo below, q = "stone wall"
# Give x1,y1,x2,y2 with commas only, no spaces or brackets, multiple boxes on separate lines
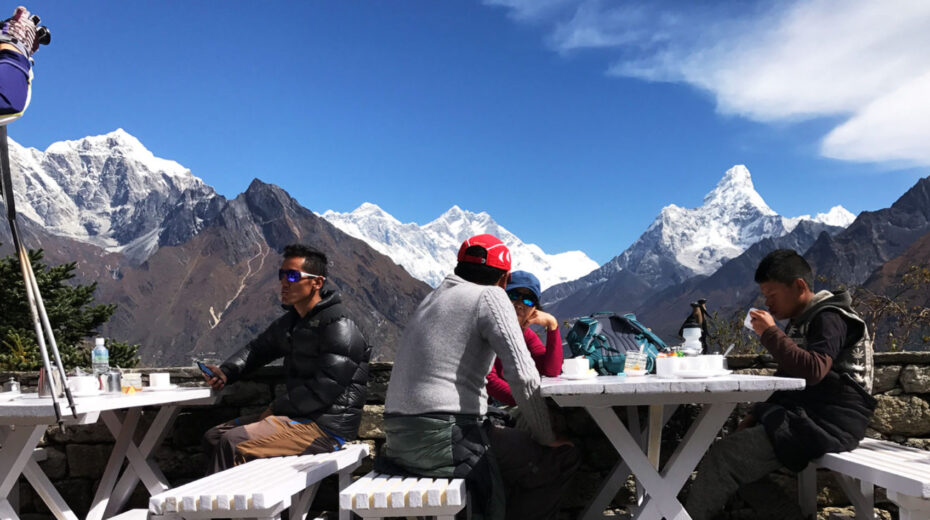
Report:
3,352,929,519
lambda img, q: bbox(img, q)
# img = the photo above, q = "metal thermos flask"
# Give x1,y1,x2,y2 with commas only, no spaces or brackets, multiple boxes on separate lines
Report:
38,367,64,397
104,371,122,393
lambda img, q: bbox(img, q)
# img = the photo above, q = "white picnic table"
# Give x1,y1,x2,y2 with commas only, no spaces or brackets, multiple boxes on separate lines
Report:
540,373,805,520
0,387,216,520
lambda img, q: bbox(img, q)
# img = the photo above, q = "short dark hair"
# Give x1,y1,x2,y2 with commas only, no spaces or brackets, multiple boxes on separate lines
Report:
283,244,328,277
454,245,507,285
755,249,813,290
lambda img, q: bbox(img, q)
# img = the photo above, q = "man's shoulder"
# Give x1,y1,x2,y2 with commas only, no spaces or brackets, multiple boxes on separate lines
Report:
261,308,298,334
313,301,365,338
808,307,857,330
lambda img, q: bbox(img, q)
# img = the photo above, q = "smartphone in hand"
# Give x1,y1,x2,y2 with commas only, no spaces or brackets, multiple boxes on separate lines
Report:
197,361,215,378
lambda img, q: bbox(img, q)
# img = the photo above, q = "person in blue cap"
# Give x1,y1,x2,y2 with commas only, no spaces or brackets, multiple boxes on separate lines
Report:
486,270,563,406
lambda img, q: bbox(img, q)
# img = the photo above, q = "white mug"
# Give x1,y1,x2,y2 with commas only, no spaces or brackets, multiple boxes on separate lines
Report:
149,372,171,387
655,356,680,378
68,375,98,394
562,358,589,376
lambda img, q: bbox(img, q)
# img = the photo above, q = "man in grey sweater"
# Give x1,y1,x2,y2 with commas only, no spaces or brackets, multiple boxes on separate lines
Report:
380,234,579,520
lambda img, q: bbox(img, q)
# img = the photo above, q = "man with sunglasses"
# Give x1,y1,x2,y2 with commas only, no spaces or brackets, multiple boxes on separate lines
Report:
200,244,370,474
379,234,579,520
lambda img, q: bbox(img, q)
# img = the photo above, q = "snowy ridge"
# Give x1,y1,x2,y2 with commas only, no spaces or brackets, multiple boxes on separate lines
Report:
322,204,598,289
785,205,856,230
7,129,217,259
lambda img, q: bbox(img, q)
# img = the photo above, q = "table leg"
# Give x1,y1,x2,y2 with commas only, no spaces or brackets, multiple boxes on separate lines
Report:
22,459,79,520
2,425,78,520
1,498,20,520
647,405,663,469
627,406,646,508
1,425,43,520
587,406,686,520
575,407,645,520
579,406,679,519
101,406,178,517
580,458,634,520
588,402,737,520
635,402,737,520
86,408,141,520
0,425,45,498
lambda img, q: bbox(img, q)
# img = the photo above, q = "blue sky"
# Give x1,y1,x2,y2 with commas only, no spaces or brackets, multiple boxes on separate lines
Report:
9,1,930,263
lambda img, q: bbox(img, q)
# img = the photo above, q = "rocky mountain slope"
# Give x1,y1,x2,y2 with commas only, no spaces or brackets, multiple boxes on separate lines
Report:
1,131,431,365
805,176,930,286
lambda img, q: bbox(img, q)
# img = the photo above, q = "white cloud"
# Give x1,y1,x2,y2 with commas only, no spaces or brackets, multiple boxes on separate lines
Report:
489,0,930,167
821,71,930,165
483,0,581,23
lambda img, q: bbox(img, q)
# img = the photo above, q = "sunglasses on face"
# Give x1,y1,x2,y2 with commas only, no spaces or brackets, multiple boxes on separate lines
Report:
507,291,537,307
278,269,323,283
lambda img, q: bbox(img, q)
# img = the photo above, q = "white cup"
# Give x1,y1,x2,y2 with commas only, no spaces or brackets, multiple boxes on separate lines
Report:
69,375,98,394
655,356,680,378
744,308,758,331
700,355,725,372
149,372,171,388
680,356,703,372
562,358,589,377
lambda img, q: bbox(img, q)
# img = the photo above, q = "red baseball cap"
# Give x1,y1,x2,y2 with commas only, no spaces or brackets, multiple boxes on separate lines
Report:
457,234,511,271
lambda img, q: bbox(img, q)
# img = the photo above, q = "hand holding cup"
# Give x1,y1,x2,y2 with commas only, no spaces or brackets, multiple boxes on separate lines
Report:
748,308,776,336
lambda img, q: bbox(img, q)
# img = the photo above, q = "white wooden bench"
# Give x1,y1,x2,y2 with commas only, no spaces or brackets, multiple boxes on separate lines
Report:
143,444,368,520
339,471,466,520
799,438,930,520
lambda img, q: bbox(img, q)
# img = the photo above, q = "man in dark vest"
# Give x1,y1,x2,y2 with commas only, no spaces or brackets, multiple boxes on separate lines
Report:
200,244,370,474
686,249,875,520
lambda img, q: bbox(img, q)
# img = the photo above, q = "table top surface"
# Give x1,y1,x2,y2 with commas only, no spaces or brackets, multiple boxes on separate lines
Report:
0,386,215,420
540,373,804,397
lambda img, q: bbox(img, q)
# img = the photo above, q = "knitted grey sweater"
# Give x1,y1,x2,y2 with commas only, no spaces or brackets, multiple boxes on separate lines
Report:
385,274,555,444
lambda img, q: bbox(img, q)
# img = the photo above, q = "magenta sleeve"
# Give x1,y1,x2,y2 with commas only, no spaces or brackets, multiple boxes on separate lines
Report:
485,358,516,406
532,327,563,377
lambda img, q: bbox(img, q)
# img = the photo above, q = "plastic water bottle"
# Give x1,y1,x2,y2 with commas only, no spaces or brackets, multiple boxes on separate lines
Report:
681,327,703,354
92,337,109,376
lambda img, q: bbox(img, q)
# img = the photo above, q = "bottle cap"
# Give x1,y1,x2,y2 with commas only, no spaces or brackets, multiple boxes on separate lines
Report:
95,337,105,347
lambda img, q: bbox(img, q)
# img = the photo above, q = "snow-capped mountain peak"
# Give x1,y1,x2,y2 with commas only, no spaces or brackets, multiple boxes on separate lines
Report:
348,202,399,222
45,128,191,181
7,130,218,260
323,204,598,289
614,165,853,289
702,164,775,215
812,205,856,227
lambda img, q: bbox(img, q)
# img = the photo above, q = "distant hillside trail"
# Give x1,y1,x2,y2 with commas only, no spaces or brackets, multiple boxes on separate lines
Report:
209,223,269,329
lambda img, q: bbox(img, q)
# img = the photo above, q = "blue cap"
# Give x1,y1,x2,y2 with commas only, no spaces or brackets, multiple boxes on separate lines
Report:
506,270,541,302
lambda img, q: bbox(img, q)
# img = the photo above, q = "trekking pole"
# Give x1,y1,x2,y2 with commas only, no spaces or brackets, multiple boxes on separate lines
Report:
16,222,78,418
0,125,75,424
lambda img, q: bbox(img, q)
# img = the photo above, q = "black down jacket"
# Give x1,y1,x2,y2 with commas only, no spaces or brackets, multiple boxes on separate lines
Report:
220,289,371,440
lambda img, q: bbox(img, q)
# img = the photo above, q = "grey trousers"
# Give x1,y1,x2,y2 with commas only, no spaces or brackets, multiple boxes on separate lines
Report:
685,425,802,520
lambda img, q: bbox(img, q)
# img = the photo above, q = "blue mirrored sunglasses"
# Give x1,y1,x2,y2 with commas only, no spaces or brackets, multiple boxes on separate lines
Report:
278,269,322,283
507,291,537,307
